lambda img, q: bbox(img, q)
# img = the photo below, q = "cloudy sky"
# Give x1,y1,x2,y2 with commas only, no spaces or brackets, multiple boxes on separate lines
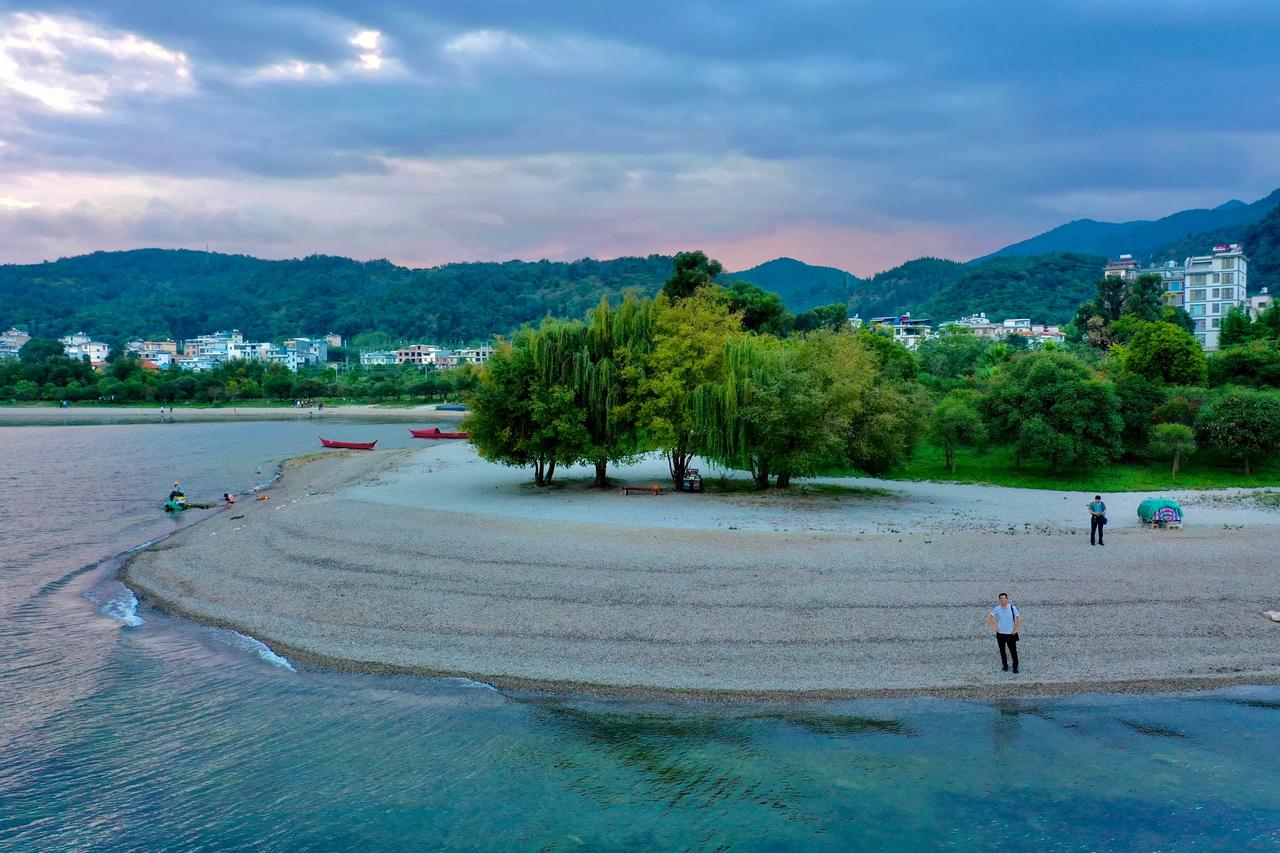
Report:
1,1,1277,275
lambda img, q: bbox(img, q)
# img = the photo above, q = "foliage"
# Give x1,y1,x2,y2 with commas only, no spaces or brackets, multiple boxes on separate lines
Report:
1120,273,1164,322
849,257,965,320
1195,387,1280,475
852,329,918,382
637,291,742,484
1207,340,1280,387
1217,306,1252,348
1120,321,1207,385
793,303,850,334
661,251,723,301
1113,372,1168,456
719,280,794,335
1149,423,1196,480
0,249,673,346
929,389,988,472
921,253,1105,326
982,351,1123,470
727,257,859,312
916,326,992,380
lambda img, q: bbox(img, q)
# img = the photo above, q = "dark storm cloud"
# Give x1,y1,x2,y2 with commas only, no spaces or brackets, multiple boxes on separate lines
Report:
1,0,1278,269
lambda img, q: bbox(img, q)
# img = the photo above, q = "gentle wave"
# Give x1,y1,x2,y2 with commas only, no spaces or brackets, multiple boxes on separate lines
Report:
216,630,296,672
101,588,145,627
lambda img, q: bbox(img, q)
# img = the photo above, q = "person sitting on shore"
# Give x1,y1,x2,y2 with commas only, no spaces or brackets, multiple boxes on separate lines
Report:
168,481,186,506
987,593,1022,673
223,493,236,505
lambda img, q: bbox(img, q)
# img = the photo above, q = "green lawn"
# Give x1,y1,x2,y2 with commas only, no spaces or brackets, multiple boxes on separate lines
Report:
881,442,1280,492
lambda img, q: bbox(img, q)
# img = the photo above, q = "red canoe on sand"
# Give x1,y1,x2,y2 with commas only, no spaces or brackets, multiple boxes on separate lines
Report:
319,437,377,450
410,428,469,440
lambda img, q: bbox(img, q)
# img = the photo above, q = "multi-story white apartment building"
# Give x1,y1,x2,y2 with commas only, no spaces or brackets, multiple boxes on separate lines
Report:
0,327,31,360
1103,245,1247,350
457,346,494,365
126,339,179,369
396,344,442,366
1183,244,1247,351
869,314,932,349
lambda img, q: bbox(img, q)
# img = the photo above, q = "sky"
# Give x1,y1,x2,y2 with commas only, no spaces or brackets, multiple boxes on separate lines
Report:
1,1,1278,276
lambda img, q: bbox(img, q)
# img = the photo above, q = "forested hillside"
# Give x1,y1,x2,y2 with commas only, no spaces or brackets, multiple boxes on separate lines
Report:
0,250,672,343
848,258,965,319
726,257,860,311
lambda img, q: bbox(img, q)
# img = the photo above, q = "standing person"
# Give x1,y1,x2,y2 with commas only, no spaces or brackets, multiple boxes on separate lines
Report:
987,593,1022,673
1088,494,1107,546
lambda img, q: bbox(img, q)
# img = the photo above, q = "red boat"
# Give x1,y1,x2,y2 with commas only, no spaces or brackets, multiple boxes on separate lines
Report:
319,437,377,450
409,427,469,440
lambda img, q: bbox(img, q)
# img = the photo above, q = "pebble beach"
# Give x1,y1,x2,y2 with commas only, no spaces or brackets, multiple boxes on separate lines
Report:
124,442,1280,699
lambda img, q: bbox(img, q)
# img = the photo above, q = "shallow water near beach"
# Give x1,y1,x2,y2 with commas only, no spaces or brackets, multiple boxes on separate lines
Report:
3,422,1279,850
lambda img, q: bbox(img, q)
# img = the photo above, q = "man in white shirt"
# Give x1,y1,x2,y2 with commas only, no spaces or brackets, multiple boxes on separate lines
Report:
987,593,1022,673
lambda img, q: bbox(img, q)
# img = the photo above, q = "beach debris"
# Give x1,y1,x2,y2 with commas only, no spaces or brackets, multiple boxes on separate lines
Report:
1264,611,1280,623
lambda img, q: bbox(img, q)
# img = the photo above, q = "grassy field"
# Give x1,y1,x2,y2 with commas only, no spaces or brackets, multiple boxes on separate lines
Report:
882,443,1280,492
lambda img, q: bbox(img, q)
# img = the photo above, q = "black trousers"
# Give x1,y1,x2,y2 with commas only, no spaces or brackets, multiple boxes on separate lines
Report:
1090,515,1105,544
997,632,1019,669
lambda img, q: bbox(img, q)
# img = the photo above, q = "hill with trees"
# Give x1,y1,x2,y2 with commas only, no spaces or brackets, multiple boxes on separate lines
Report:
726,257,861,312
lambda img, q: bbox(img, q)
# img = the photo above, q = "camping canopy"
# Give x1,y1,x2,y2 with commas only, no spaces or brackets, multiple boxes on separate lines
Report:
1137,497,1183,523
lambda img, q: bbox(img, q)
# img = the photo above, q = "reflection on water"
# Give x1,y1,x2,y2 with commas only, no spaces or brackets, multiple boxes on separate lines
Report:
3,423,1280,850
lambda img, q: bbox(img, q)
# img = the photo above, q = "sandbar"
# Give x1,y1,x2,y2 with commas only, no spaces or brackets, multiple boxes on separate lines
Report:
124,444,1280,699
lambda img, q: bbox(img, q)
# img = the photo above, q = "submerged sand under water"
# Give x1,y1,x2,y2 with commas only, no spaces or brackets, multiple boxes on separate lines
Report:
124,443,1280,698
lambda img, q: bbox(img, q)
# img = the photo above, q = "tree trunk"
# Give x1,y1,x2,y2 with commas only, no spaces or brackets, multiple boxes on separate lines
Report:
1171,450,1179,480
546,459,558,485
1244,455,1251,476
593,459,608,488
753,460,770,490
776,472,791,489
1013,450,1021,470
946,447,956,473
668,448,692,486
534,458,545,487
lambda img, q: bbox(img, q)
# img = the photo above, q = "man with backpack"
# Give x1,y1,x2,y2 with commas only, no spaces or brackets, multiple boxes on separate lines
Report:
987,593,1022,673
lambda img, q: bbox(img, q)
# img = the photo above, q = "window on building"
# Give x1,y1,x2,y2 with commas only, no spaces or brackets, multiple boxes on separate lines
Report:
1223,272,1234,284
1211,273,1220,283
1190,289,1206,302
1189,304,1205,316
1194,319,1206,331
1222,258,1236,269
1209,303,1219,315
1210,318,1220,329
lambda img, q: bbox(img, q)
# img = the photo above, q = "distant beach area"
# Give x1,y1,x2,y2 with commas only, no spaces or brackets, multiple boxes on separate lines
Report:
124,442,1280,699
0,403,464,426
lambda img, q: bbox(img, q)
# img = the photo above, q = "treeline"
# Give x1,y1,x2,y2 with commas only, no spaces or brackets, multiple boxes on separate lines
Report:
464,252,925,488
466,253,1280,488
0,343,478,404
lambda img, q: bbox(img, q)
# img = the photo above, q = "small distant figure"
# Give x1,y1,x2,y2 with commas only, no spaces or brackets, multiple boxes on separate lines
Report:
317,401,324,411
987,593,1021,673
1088,494,1107,546
223,492,236,505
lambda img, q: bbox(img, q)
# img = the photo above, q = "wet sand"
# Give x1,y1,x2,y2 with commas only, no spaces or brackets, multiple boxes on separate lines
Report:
124,443,1280,699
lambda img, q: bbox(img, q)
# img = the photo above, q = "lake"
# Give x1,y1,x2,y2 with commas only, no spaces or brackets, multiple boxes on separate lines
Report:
2,421,1278,850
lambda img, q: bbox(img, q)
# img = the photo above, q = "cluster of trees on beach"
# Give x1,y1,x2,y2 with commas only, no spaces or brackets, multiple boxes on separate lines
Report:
0,343,477,405
465,252,926,487
466,253,1280,487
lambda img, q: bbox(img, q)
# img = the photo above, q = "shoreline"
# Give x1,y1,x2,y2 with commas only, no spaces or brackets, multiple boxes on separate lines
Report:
123,445,1280,701
0,404,464,426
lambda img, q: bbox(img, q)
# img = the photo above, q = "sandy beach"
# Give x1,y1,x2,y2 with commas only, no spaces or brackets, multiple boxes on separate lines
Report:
124,443,1280,699
0,404,463,426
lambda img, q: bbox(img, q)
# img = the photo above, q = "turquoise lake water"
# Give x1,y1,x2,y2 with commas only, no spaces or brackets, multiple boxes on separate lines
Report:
2,421,1279,850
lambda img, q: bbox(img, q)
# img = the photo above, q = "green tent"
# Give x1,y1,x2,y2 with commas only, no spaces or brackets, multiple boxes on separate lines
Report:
1137,498,1182,525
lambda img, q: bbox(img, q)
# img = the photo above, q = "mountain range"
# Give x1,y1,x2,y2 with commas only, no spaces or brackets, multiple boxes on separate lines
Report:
3,188,1277,344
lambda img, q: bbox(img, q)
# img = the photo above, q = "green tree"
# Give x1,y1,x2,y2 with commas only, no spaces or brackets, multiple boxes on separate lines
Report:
263,372,295,400
930,389,987,472
14,379,40,400
1217,306,1252,348
1196,388,1280,475
1207,340,1280,387
19,338,65,363
1113,372,1168,456
916,326,991,380
1120,321,1207,385
720,280,793,335
982,351,1123,471
1121,273,1165,322
794,303,850,333
661,251,723,301
1149,422,1196,480
638,291,742,485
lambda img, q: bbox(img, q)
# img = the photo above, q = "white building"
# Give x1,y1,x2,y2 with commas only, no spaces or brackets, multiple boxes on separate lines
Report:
457,346,494,365
360,350,398,366
1249,288,1274,319
869,314,932,349
59,332,109,365
0,327,30,360
396,344,442,366
1183,244,1247,351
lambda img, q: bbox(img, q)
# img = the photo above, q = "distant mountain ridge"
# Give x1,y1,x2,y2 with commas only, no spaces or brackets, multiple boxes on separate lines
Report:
983,188,1280,262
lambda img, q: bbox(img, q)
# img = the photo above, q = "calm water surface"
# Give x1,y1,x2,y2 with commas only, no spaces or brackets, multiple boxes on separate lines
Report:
2,421,1279,850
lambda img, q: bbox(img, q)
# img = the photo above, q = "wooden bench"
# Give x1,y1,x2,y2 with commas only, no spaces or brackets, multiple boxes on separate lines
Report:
621,485,662,496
